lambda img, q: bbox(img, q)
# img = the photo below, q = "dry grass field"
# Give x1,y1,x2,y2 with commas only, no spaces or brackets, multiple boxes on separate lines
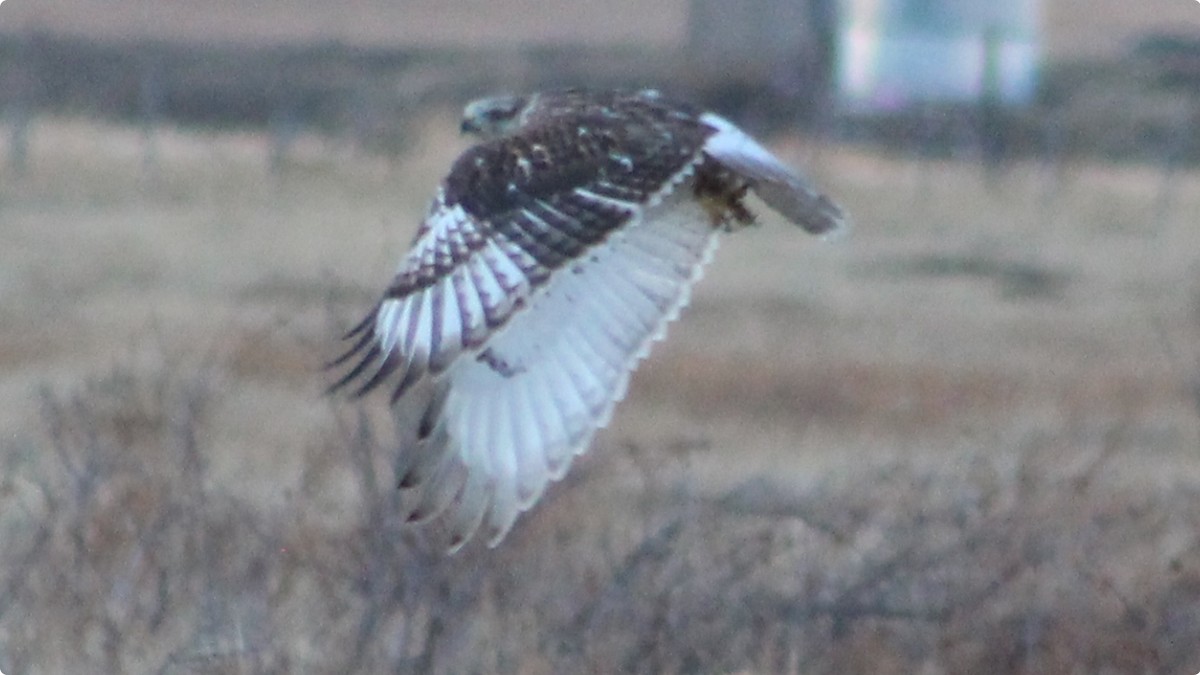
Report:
4,0,1198,58
1,110,1200,672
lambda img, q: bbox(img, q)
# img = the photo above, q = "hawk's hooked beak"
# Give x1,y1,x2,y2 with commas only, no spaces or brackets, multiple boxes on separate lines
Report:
460,118,480,135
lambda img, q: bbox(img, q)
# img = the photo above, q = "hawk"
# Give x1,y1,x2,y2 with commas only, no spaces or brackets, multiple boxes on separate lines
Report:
331,88,846,552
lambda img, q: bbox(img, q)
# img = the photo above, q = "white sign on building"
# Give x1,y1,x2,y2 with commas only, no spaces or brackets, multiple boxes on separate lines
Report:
837,0,1039,111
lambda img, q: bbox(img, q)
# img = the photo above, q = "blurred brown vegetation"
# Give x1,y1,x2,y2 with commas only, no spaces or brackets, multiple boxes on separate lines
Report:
2,351,1198,673
0,83,1198,668
2,7,1200,670
0,93,1197,669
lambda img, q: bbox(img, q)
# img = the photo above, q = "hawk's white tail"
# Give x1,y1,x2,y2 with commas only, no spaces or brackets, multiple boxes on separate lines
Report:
700,112,848,238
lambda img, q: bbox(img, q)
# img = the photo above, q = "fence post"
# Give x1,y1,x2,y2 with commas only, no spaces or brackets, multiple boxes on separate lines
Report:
138,55,164,178
7,100,30,176
978,26,1009,189
6,34,34,176
1153,103,1192,230
268,100,299,177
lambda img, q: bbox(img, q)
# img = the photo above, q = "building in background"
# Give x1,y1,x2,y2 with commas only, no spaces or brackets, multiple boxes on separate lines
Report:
686,0,839,125
836,0,1040,112
687,0,837,82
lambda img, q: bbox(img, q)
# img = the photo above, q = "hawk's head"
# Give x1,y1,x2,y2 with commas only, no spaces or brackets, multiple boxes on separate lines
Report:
460,94,532,139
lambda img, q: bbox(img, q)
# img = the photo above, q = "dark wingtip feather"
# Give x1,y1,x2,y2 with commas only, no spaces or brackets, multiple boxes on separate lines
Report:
327,342,381,396
352,352,406,397
397,465,421,490
390,358,427,404
327,304,412,399
416,383,450,441
325,321,376,372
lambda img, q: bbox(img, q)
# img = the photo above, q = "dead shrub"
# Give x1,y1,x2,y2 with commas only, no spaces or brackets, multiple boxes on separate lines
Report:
0,360,1197,674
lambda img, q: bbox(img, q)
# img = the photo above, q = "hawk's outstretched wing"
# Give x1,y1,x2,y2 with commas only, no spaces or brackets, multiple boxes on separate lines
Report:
331,89,845,551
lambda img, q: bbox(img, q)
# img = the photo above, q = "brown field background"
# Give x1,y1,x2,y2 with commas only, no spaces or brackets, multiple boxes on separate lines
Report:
3,0,1199,58
2,2,1200,673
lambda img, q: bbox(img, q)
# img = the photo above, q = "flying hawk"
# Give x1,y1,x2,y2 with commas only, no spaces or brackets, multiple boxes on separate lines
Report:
331,88,846,552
